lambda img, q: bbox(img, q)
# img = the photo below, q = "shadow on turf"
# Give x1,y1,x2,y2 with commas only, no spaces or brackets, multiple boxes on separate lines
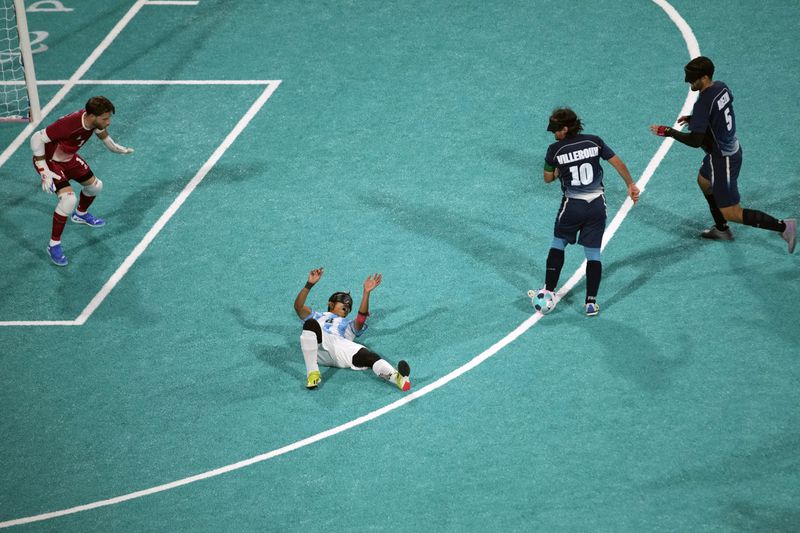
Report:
359,192,538,290
644,433,800,531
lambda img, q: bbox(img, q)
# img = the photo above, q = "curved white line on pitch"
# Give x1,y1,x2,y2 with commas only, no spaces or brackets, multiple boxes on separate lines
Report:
0,1,699,528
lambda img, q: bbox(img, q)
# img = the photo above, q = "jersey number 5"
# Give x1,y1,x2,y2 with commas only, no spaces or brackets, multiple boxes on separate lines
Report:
568,163,594,186
724,107,733,131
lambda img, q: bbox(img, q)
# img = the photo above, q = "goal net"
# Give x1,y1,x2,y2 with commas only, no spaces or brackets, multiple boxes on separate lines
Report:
0,0,40,122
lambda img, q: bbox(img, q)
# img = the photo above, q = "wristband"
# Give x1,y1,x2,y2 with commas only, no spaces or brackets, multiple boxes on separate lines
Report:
656,125,671,137
355,311,368,325
304,282,315,290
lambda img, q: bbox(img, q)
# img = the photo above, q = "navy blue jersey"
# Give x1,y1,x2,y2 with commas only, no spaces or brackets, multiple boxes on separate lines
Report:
544,134,615,200
688,81,739,156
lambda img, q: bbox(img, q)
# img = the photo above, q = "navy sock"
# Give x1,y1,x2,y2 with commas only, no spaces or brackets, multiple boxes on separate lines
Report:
703,194,728,231
586,260,602,303
545,248,565,291
742,208,786,232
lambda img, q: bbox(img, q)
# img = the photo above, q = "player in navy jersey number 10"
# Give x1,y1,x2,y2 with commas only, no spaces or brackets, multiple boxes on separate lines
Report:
650,56,796,253
532,108,640,316
30,96,134,266
293,267,411,391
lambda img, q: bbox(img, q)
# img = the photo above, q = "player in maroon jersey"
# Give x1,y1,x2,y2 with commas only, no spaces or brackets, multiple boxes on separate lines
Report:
30,96,133,266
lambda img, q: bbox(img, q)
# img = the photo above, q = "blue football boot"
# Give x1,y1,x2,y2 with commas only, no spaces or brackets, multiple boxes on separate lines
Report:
71,211,105,227
46,244,68,266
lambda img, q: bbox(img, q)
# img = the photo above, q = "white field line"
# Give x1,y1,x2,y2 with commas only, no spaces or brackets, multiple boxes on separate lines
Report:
0,0,147,170
144,1,199,5
0,81,279,328
0,80,276,85
0,0,698,527
0,0,148,327
0,80,281,327
0,320,77,327
73,81,280,325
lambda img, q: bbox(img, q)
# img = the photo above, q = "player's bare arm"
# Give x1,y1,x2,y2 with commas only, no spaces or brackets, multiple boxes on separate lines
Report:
294,267,324,319
608,155,640,203
543,169,557,183
354,273,381,331
96,129,134,155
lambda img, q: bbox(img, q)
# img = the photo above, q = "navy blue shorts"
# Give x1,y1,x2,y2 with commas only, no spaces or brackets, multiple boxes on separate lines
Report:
699,148,742,208
553,195,607,248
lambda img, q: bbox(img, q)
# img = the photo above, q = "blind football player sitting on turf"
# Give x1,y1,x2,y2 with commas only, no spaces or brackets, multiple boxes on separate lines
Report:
293,267,411,391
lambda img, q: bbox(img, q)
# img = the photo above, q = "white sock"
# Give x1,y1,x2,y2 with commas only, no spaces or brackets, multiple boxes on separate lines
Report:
371,358,395,382
49,239,60,247
300,331,320,375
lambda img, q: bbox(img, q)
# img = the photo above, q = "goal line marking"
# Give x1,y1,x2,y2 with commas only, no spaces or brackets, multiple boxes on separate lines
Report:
0,80,276,86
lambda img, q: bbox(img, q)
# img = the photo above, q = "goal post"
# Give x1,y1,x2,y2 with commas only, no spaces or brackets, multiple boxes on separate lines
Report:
0,0,41,123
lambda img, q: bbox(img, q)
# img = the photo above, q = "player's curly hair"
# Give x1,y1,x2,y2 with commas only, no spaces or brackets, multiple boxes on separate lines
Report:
85,96,115,116
547,108,583,138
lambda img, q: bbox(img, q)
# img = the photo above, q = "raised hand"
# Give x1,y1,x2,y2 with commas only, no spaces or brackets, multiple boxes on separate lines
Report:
363,273,382,293
308,267,324,284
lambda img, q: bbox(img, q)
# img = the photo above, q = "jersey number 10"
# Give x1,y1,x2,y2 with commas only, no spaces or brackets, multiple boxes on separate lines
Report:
568,163,594,186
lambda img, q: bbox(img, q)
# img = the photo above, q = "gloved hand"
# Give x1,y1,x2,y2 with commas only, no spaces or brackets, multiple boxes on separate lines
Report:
111,144,134,155
650,125,672,137
39,169,59,194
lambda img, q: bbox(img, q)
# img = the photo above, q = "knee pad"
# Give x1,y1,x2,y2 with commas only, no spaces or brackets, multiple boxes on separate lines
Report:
352,348,380,369
551,237,568,251
82,178,103,196
584,247,602,261
55,191,77,216
302,319,322,343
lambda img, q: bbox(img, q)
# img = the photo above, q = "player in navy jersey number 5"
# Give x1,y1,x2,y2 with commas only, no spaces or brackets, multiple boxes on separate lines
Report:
650,56,796,253
293,267,411,391
30,96,134,266
533,108,640,316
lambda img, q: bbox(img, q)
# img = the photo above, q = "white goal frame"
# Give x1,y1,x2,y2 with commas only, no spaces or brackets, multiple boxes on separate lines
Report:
3,0,42,122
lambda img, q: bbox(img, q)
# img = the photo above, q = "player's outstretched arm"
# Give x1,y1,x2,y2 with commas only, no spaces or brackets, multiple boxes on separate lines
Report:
294,267,323,320
354,273,381,331
649,124,704,148
608,155,639,204
96,130,134,155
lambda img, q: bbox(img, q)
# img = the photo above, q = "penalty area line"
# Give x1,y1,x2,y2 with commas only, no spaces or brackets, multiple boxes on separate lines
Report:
0,81,281,328
143,1,199,5
73,81,281,326
0,80,277,86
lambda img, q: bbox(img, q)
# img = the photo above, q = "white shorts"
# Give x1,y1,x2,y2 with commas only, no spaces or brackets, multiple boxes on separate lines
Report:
317,332,367,370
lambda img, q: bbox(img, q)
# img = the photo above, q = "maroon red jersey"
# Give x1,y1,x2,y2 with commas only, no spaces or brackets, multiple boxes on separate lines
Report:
44,110,100,161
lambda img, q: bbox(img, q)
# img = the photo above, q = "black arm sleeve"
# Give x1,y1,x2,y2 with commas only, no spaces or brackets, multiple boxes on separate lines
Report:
665,127,705,148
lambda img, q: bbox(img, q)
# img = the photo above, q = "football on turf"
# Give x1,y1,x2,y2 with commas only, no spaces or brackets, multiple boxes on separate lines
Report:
529,289,556,314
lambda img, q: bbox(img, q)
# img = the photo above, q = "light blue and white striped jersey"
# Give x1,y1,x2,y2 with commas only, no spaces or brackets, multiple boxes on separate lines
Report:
304,310,367,341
